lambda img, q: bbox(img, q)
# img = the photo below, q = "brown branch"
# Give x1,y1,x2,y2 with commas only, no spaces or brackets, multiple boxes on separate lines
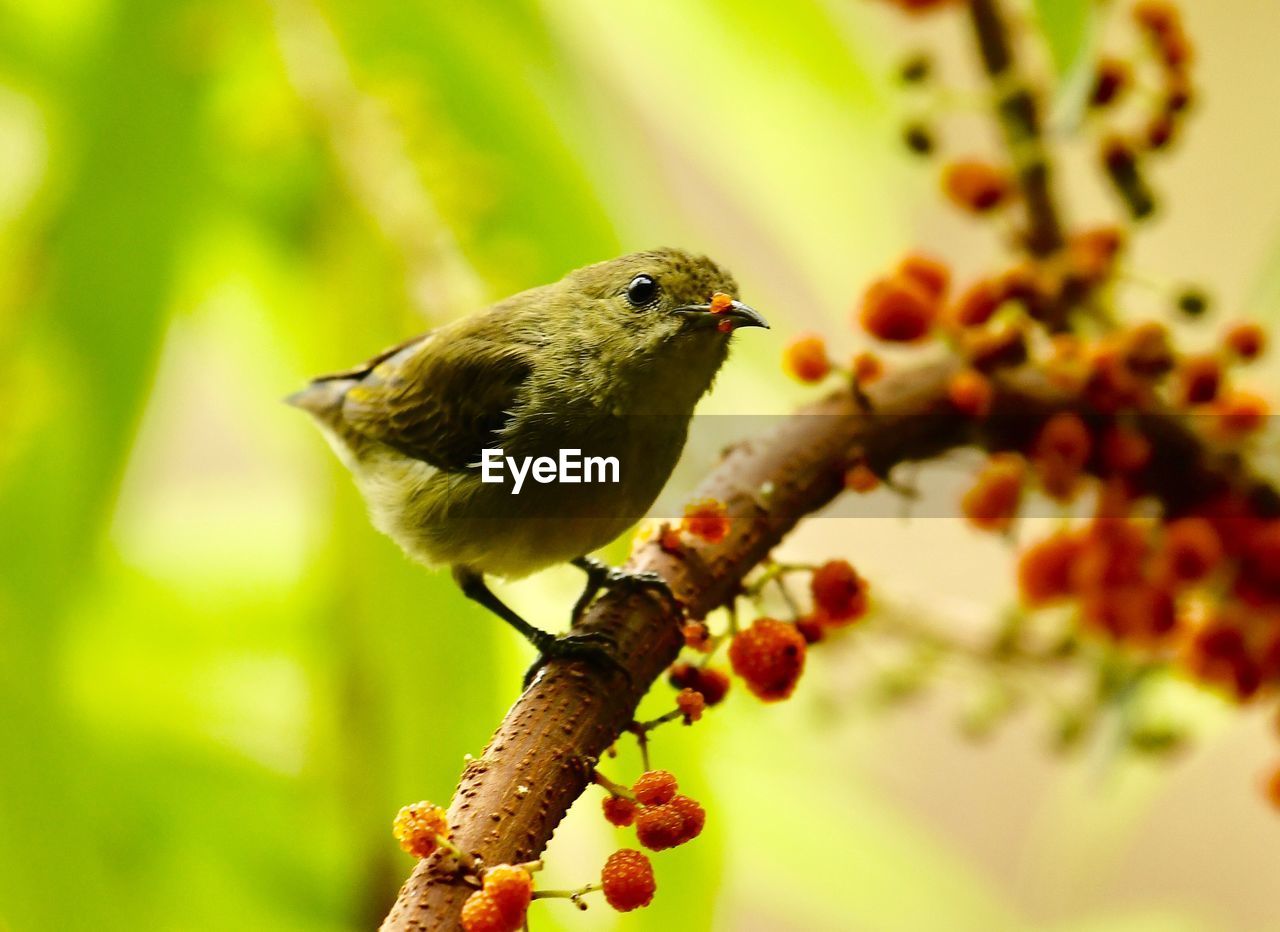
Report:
968,0,1066,258
379,358,1271,929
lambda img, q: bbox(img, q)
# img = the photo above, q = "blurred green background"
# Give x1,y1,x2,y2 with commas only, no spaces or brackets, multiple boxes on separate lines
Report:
3,0,1280,929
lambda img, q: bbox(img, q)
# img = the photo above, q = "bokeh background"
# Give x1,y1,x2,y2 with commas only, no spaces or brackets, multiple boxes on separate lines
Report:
2,0,1279,929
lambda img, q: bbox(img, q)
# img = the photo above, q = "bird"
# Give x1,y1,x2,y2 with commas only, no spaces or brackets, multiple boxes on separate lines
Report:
288,247,768,680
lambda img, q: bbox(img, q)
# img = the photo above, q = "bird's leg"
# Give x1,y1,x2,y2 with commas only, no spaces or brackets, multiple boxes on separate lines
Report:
451,565,627,688
570,556,675,620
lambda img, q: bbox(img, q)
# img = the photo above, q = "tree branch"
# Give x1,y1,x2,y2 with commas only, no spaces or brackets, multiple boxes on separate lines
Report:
379,357,1272,929
968,0,1066,258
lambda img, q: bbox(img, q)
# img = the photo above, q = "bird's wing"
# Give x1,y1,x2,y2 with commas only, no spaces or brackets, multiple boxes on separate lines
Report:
340,336,533,473
308,332,432,383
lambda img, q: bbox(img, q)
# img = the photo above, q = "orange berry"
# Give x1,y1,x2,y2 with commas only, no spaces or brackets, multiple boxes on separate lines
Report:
682,621,712,652
634,802,687,851
961,453,1025,532
948,368,994,417
392,801,450,860
667,663,730,705
898,252,951,303
783,333,832,383
682,498,730,544
1210,391,1268,439
844,461,881,493
1068,226,1125,286
1032,413,1092,502
460,891,516,932
632,770,678,807
949,278,1004,328
482,866,533,925
676,687,705,723
1082,583,1176,642
1029,412,1090,466
1120,321,1174,379
708,292,734,314
1071,519,1148,592
1174,354,1222,406
810,559,870,623
1224,322,1266,361
1017,532,1083,606
602,795,638,828
1184,620,1259,699
943,158,1012,213
728,618,807,701
1264,765,1280,811
668,795,706,845
852,351,884,384
601,849,656,912
1157,517,1223,586
1238,522,1280,607
1101,424,1152,474
859,275,938,342
795,614,827,643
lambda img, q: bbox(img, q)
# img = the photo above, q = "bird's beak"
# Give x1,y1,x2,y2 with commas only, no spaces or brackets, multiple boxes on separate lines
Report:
673,297,770,331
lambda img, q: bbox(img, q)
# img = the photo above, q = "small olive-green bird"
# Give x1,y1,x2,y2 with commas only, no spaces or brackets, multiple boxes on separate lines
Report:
289,248,767,679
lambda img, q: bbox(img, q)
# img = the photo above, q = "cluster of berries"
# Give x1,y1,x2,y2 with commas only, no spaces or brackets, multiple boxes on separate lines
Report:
880,0,1196,223
672,558,871,708
782,0,1280,802
592,769,705,913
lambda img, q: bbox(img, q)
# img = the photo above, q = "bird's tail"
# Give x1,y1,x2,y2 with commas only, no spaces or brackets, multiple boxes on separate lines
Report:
284,377,356,428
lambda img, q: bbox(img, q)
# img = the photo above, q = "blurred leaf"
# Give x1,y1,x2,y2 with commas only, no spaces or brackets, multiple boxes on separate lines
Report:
1033,0,1093,77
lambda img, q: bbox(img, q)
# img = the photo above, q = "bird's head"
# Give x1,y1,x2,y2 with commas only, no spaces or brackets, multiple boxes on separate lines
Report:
559,247,768,353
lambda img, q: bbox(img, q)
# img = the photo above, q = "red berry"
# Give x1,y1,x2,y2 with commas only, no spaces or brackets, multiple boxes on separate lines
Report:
601,849,656,912
682,498,730,544
728,618,807,701
602,795,637,827
1224,322,1266,361
482,865,532,924
1017,532,1082,606
897,252,951,303
961,453,1025,532
948,368,994,417
860,275,938,342
668,795,706,845
460,891,518,932
852,351,884,384
949,278,1004,328
632,770,678,807
682,622,712,652
844,461,880,493
810,560,869,623
667,663,731,705
1158,517,1223,586
676,688,705,723
635,803,686,851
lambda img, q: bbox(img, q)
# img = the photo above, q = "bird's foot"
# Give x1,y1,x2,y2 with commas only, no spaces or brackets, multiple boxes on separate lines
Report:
523,629,629,689
571,557,676,620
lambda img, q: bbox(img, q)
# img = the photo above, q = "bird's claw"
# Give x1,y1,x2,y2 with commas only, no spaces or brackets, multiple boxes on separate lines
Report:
571,556,677,620
523,630,630,689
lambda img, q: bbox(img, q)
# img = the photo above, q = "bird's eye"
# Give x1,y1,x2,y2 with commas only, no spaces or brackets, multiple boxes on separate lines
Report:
625,274,659,307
